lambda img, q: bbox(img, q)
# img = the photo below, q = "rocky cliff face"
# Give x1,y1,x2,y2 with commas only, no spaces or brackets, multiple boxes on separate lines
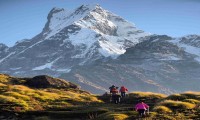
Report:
0,4,149,77
0,43,8,60
0,4,200,94
60,35,200,94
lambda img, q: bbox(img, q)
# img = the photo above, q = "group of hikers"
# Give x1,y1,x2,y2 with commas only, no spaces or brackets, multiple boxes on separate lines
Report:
108,85,149,117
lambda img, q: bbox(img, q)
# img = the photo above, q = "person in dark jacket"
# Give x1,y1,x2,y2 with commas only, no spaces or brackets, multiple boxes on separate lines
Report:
109,85,116,94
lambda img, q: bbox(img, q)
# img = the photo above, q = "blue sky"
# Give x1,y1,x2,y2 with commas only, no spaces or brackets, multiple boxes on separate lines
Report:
0,0,200,47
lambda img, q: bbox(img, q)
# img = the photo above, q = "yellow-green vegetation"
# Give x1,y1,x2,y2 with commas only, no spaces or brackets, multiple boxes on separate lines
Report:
0,94,29,111
0,74,200,119
97,112,129,120
0,74,102,113
0,85,101,111
167,91,200,101
183,99,200,104
123,91,166,104
159,100,196,110
0,74,10,83
129,91,166,98
0,83,7,87
153,105,172,113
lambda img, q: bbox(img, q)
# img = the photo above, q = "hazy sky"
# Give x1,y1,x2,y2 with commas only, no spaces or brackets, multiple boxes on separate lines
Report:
0,0,200,47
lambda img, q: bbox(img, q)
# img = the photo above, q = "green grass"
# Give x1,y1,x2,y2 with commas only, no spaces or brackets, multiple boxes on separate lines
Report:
96,112,129,120
0,76,102,112
125,92,166,104
183,99,200,104
0,74,10,82
159,100,196,110
1,74,200,119
153,105,172,113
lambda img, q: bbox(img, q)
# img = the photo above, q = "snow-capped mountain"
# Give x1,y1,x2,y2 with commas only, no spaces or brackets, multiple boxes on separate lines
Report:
43,4,149,58
170,35,200,62
0,4,149,76
0,4,200,94
60,35,200,94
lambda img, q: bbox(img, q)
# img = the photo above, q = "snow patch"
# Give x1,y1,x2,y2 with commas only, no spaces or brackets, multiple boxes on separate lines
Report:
0,52,16,63
68,28,97,46
153,53,181,61
98,40,125,58
56,68,71,73
68,28,98,58
170,39,200,62
46,5,98,39
10,67,22,70
32,57,60,70
16,40,44,56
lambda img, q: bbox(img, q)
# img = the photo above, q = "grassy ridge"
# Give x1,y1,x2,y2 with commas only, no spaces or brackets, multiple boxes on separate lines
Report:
0,74,200,120
0,74,101,113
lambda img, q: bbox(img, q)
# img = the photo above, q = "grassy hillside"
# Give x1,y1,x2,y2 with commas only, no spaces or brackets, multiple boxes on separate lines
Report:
0,74,101,112
0,74,200,120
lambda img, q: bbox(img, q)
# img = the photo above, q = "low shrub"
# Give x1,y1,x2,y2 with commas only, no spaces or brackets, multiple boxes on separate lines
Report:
0,83,7,87
159,100,196,110
3,92,30,101
153,105,172,113
153,114,176,120
0,94,29,111
97,112,129,120
181,92,200,100
183,99,200,104
126,92,166,104
0,83,7,91
129,92,166,99
0,94,17,103
166,94,187,101
0,74,10,83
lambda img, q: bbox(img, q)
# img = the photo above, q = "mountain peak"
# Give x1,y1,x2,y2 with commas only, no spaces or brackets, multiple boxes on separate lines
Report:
48,7,65,19
0,43,8,52
0,4,149,76
41,4,149,58
51,7,64,12
0,43,8,48
76,4,101,11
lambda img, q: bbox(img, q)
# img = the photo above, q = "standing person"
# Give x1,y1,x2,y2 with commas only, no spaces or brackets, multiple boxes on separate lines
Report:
109,85,116,94
109,85,119,95
109,85,120,104
135,101,149,117
111,87,120,104
119,86,128,98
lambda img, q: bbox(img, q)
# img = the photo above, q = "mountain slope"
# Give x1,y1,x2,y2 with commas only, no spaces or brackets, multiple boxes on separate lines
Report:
0,4,149,77
0,4,200,94
60,35,200,94
170,35,200,62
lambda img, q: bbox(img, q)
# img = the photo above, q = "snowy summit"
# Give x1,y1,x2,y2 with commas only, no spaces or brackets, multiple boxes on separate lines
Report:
44,4,150,58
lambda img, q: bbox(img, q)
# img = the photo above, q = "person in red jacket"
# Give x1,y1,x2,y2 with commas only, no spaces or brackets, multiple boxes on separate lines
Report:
109,85,121,104
119,86,128,98
110,86,118,95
